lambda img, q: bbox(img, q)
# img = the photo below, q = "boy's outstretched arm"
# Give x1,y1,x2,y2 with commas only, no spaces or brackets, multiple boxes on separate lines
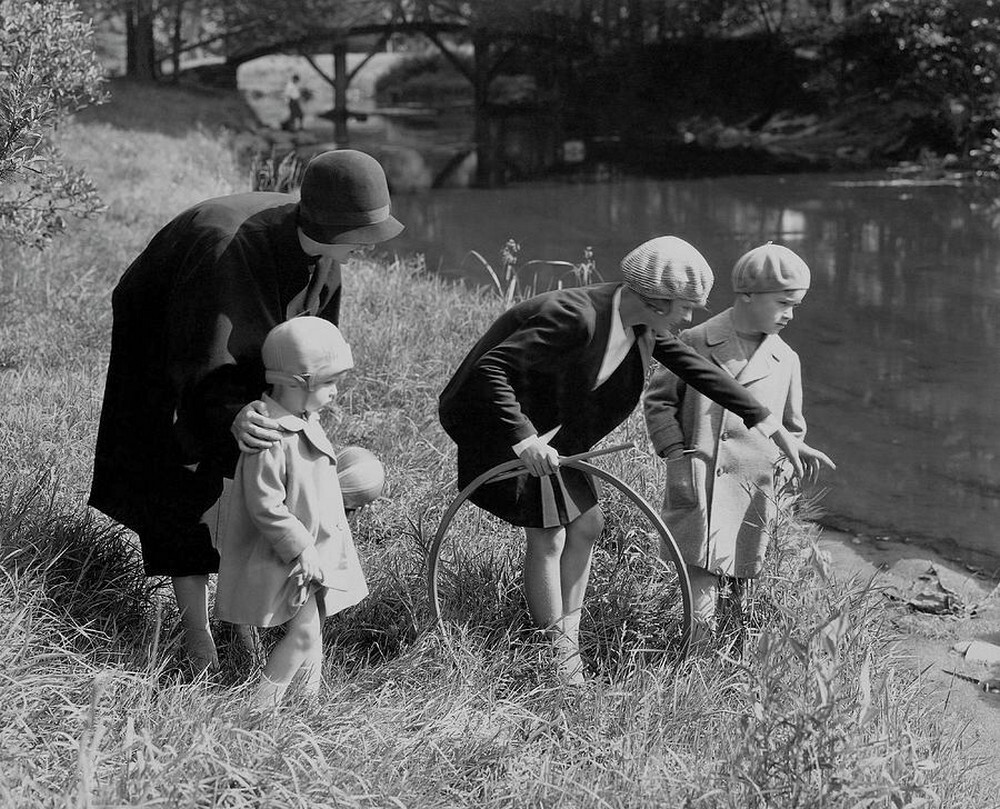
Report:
652,336,808,477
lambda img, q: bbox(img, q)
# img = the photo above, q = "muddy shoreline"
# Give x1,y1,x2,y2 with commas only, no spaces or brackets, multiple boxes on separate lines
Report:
817,514,1000,578
818,525,1000,782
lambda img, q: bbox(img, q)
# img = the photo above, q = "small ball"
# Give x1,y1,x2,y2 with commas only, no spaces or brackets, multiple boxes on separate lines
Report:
336,446,385,510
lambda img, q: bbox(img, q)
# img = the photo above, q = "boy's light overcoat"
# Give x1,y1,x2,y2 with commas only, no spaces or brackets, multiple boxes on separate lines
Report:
644,308,806,578
214,396,367,627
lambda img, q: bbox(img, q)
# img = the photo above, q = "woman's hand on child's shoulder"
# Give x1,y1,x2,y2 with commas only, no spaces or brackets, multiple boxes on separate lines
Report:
232,399,282,453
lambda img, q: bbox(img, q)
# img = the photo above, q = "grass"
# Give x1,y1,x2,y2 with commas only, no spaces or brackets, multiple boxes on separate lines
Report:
0,81,995,807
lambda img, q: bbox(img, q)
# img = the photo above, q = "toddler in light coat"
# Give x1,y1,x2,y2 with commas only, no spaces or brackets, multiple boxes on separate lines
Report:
643,243,835,641
215,316,368,707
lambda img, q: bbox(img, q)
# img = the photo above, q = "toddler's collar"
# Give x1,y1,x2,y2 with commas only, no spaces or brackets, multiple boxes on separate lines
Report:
261,393,311,432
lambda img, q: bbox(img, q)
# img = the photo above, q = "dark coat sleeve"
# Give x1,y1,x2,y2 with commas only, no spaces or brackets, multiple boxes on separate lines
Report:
651,335,770,429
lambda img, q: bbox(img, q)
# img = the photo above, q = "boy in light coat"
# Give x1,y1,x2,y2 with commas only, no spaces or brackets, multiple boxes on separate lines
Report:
643,243,835,639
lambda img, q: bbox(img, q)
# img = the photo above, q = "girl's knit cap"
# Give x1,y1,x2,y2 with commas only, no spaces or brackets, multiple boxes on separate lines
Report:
620,236,714,307
262,317,353,389
732,242,811,293
297,149,404,245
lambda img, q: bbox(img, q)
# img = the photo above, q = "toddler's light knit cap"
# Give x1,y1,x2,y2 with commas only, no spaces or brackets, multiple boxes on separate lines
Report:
262,316,353,387
620,236,714,307
732,242,811,293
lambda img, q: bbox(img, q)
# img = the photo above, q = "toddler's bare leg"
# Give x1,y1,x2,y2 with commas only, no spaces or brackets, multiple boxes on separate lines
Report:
298,600,327,699
254,596,321,708
298,645,324,699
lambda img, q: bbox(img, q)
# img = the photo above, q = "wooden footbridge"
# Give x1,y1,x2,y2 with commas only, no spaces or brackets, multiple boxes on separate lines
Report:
186,5,586,186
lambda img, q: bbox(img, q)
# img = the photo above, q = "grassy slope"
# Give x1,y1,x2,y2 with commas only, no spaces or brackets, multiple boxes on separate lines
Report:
0,81,992,807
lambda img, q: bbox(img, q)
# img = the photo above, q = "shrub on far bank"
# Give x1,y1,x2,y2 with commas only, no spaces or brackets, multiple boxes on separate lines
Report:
374,51,472,107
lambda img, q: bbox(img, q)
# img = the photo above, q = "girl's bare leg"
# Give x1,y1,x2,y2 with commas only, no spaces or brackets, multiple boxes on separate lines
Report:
524,524,567,631
560,506,603,617
524,505,604,684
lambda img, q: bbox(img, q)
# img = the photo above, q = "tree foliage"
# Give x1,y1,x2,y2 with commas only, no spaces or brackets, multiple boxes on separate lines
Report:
0,0,107,248
859,0,1000,154
54,0,997,170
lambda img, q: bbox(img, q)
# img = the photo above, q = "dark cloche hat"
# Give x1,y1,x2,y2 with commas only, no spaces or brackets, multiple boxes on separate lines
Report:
298,149,404,245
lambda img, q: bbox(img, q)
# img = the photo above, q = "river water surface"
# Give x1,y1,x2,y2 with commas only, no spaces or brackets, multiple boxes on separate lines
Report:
388,173,1000,566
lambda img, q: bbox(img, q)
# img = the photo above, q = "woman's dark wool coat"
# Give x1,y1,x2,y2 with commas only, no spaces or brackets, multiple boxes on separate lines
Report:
89,192,341,576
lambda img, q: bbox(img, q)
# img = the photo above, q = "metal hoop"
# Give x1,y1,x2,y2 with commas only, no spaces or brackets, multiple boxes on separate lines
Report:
426,457,694,656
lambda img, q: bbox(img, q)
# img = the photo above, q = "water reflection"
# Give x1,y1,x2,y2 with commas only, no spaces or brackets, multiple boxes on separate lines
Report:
389,174,1000,563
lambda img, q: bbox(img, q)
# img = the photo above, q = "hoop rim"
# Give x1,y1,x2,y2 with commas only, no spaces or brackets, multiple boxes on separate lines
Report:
426,456,694,658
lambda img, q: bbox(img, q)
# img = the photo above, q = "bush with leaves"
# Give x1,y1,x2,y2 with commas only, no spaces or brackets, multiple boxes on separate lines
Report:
0,0,107,248
857,0,1000,158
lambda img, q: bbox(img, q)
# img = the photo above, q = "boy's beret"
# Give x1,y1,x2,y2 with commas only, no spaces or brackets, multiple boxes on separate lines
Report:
732,242,811,293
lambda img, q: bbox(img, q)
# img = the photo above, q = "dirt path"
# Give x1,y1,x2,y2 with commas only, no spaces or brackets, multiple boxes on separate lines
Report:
818,528,1000,788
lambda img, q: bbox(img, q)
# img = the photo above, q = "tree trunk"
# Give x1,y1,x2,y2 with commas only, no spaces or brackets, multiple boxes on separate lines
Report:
472,31,503,188
126,0,156,82
333,41,350,145
628,0,643,47
170,0,185,83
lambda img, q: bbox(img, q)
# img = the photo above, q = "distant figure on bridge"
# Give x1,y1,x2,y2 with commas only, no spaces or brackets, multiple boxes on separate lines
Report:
283,73,304,132
439,236,820,685
644,242,835,647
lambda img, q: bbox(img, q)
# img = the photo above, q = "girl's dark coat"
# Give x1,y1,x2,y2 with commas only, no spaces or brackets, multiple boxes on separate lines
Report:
437,283,770,525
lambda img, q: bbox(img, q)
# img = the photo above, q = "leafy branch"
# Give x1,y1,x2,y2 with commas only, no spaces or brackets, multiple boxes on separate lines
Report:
0,0,107,248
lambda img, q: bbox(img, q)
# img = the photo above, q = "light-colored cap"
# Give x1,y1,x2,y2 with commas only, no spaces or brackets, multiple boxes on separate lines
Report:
620,236,714,307
732,242,811,293
262,316,353,388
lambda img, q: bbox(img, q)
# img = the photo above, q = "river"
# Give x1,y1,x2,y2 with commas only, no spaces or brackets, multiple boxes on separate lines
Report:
388,172,1000,567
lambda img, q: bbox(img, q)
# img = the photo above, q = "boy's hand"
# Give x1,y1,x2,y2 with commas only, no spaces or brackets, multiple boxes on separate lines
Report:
769,426,805,479
232,400,282,452
799,442,836,482
294,545,324,583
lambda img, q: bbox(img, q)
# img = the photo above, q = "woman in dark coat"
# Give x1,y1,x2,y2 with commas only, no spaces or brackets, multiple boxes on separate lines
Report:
438,236,821,684
89,150,402,672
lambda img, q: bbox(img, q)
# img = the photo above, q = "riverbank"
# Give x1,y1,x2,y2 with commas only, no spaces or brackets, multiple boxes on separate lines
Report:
820,528,1000,771
1,79,997,805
